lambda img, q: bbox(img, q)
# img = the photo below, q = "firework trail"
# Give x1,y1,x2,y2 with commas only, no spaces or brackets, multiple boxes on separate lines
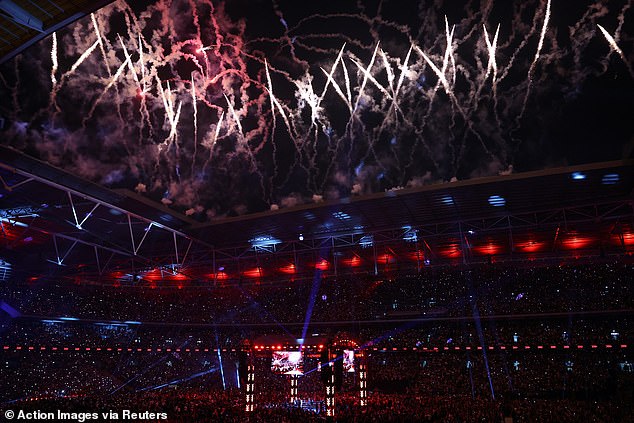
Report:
531,0,552,75
474,24,502,128
614,1,632,42
351,57,393,100
484,24,500,84
223,93,243,138
136,33,154,144
444,16,457,86
48,36,100,126
320,66,352,112
597,24,634,76
352,42,381,113
518,0,551,122
341,54,353,106
417,43,492,168
391,44,413,119
91,11,129,138
380,48,395,93
191,74,198,177
400,42,450,174
318,44,351,112
117,34,140,87
158,80,183,149
70,40,101,75
138,34,147,93
91,13,111,77
83,58,128,127
0,0,631,218
201,111,224,174
265,60,292,134
401,13,463,177
50,33,58,87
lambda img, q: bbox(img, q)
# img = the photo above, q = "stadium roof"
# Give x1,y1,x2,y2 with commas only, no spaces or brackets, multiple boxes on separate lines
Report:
1,144,632,284
192,159,634,247
0,0,632,286
0,0,114,64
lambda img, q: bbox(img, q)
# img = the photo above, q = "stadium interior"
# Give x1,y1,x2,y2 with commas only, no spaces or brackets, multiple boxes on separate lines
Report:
0,1,633,422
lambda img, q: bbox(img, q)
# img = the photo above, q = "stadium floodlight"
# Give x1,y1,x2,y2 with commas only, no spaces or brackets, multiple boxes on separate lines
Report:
0,259,11,281
440,195,454,205
332,211,352,220
359,235,373,248
250,235,281,251
602,173,619,185
488,195,506,207
571,172,586,180
402,226,418,242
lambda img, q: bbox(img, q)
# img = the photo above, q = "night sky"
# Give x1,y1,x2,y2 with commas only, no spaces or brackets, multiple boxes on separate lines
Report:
0,0,632,219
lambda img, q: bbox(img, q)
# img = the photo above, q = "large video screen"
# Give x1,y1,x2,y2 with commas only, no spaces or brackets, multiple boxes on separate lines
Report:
271,351,304,375
343,349,355,373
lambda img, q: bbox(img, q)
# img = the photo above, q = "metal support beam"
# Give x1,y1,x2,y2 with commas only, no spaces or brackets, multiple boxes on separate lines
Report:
0,0,44,31
99,252,115,276
94,246,101,275
508,215,514,256
78,203,99,229
134,223,153,255
173,232,179,265
372,243,377,276
0,174,33,191
332,237,337,278
51,234,78,265
180,239,193,267
128,214,136,255
0,161,198,243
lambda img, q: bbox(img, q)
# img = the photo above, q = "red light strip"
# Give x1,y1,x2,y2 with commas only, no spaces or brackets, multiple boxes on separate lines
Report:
0,344,629,352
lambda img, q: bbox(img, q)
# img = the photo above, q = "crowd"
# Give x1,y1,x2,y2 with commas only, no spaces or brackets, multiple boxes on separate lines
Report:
0,260,632,421
4,389,633,422
1,317,631,420
1,313,630,353
1,262,632,324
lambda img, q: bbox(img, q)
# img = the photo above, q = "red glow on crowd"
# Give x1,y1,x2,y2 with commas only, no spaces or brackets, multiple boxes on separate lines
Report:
561,233,594,250
172,272,188,281
142,268,163,281
341,255,362,267
243,267,264,278
377,254,395,264
621,232,634,246
208,271,229,281
516,239,545,253
474,242,500,255
315,259,329,270
108,271,126,280
407,251,425,262
439,243,462,258
0,221,44,244
279,263,296,274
